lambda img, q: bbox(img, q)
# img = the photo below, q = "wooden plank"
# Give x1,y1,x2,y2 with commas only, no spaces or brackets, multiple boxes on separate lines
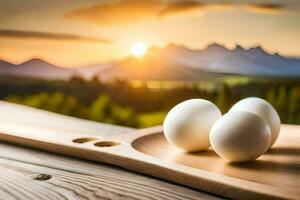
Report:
0,101,134,137
0,118,299,199
0,143,221,200
0,101,221,199
0,101,299,199
1,101,299,199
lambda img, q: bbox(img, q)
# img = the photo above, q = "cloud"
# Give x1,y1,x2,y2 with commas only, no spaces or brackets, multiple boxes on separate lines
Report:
158,1,205,16
65,0,161,25
65,0,236,25
0,29,111,43
245,3,286,14
65,0,293,26
159,1,234,17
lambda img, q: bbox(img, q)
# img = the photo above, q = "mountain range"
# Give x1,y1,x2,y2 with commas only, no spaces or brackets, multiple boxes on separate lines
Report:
157,43,300,77
0,43,299,81
0,59,75,80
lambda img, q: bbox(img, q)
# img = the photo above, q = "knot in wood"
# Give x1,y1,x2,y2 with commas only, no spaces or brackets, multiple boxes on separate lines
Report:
33,174,52,181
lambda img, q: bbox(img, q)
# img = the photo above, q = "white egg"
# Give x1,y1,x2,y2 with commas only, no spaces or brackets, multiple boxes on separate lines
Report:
210,111,271,162
163,99,221,152
229,97,281,147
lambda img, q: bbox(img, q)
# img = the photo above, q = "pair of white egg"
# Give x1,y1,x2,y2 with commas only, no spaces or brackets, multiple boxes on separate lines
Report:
163,97,281,162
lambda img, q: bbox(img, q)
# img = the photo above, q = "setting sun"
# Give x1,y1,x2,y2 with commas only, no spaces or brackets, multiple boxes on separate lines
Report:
130,42,147,58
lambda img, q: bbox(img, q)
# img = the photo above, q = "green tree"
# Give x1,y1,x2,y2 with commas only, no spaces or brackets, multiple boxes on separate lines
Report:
89,95,111,122
288,87,300,124
215,83,231,113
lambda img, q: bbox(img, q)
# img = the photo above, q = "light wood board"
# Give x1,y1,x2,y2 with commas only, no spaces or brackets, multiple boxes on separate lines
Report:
0,142,219,200
0,101,299,200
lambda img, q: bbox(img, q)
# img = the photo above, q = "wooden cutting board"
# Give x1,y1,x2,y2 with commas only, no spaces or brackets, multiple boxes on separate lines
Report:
0,101,299,200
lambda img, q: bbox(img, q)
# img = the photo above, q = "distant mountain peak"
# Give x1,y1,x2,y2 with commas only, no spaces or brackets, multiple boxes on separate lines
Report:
0,59,14,65
234,44,245,51
19,58,51,66
248,45,263,51
206,43,228,50
164,43,188,52
273,52,281,57
0,58,75,80
247,46,271,56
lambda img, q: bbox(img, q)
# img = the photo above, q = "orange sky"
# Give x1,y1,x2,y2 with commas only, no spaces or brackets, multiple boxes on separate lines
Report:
0,0,299,67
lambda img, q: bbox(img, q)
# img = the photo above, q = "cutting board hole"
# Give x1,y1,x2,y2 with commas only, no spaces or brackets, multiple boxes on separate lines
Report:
94,141,120,147
73,137,97,144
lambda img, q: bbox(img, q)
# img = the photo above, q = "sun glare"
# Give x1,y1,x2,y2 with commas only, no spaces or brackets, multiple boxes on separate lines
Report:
130,42,147,58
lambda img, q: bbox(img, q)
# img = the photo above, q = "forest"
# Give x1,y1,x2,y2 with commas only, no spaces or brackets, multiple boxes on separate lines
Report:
0,75,299,128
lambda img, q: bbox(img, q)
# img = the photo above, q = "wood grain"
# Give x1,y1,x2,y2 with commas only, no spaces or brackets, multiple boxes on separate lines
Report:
0,101,221,200
0,101,299,200
0,100,134,137
0,144,220,200
132,126,300,193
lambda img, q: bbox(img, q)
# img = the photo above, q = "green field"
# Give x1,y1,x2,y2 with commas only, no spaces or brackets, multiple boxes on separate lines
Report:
1,75,300,128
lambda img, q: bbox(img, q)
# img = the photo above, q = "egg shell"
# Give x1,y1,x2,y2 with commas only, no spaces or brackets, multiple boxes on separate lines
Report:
229,97,280,147
163,99,221,152
210,111,271,162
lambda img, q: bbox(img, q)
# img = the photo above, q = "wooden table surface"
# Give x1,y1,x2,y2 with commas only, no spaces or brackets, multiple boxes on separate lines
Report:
0,122,222,200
